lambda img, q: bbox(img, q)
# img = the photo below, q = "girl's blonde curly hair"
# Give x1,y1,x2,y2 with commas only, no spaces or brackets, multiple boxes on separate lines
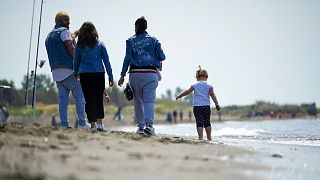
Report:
196,66,208,79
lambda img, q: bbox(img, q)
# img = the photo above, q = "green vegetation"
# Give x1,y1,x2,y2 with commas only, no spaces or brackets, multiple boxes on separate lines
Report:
155,99,192,115
1,77,318,120
222,101,318,119
5,100,318,120
7,105,45,117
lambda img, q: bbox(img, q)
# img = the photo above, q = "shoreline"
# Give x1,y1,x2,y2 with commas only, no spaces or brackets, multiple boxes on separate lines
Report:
7,113,317,130
0,122,269,180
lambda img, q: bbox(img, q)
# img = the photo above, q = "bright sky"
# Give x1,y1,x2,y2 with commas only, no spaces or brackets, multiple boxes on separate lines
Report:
1,0,319,106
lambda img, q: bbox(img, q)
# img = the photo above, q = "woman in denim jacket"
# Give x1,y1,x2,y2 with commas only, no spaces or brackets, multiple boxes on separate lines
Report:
74,21,114,132
118,16,166,136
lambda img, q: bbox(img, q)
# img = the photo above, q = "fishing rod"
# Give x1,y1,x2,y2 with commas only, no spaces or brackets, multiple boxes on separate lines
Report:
24,0,36,124
31,0,44,123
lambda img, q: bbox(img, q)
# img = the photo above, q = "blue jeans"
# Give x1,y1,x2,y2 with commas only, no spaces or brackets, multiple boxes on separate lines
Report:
56,74,87,127
129,73,158,129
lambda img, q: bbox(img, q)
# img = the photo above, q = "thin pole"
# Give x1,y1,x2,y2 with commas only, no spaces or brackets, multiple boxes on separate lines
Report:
24,0,36,124
32,0,44,123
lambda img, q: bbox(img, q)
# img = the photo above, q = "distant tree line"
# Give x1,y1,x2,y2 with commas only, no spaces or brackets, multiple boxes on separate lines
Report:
223,101,318,118
1,77,194,106
1,76,318,118
160,86,193,104
0,75,57,105
0,75,129,107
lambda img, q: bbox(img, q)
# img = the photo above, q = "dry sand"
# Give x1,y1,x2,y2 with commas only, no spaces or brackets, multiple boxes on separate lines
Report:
0,123,268,180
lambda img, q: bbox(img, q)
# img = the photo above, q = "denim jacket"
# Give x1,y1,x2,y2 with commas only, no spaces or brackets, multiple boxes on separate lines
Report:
74,41,113,81
120,31,166,76
45,25,73,71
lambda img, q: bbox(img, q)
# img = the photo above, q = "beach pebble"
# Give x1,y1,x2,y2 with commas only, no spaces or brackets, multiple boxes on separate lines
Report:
89,154,99,160
271,153,283,158
128,152,143,160
57,134,69,140
49,144,60,150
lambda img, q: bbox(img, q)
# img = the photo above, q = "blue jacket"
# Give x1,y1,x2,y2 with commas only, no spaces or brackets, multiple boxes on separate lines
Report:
74,41,113,81
45,25,73,71
120,31,166,76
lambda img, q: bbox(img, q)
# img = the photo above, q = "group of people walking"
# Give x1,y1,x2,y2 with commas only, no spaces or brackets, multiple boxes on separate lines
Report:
45,11,219,140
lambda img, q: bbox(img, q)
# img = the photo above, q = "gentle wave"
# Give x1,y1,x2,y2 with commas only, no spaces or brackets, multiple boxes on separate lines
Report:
118,120,320,147
267,139,320,147
213,127,264,137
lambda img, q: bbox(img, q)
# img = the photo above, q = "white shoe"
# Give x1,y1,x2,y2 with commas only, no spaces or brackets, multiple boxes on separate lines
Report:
97,123,107,132
91,127,97,133
78,122,91,129
144,126,155,136
136,128,146,136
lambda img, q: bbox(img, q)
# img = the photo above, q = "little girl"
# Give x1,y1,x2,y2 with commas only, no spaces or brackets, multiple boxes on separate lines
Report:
176,67,220,141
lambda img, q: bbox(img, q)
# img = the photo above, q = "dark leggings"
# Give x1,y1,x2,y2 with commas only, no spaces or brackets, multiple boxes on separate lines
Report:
193,106,211,128
80,72,105,123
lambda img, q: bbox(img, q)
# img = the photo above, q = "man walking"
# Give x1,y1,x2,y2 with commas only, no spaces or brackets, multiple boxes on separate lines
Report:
45,11,90,129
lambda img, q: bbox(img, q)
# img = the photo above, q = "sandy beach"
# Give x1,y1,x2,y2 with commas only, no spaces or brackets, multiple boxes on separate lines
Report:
0,122,268,180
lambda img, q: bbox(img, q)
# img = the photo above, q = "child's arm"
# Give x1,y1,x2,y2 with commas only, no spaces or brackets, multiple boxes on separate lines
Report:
176,86,193,100
209,88,220,111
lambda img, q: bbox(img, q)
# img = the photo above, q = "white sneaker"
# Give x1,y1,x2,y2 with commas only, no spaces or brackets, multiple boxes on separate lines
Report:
136,128,146,135
144,126,155,136
91,127,97,133
97,123,107,132
78,122,91,129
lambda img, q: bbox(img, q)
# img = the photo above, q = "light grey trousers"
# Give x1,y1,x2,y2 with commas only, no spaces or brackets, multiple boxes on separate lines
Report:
129,73,159,129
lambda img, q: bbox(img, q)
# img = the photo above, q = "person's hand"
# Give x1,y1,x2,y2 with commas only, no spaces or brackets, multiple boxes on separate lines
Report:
215,104,220,111
104,89,110,102
109,80,114,87
76,76,80,81
105,96,110,102
118,76,125,87
71,30,79,39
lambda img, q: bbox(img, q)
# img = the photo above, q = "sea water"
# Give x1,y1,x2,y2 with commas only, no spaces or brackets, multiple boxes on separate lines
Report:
118,119,320,180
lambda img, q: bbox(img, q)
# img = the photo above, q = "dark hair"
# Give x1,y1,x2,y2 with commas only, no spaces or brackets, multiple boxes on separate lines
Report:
135,16,147,35
77,21,99,49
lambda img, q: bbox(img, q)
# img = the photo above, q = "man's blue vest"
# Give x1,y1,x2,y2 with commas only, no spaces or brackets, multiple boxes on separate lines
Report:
45,25,73,71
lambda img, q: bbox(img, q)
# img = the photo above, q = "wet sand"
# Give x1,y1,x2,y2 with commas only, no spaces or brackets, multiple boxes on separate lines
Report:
0,122,268,180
